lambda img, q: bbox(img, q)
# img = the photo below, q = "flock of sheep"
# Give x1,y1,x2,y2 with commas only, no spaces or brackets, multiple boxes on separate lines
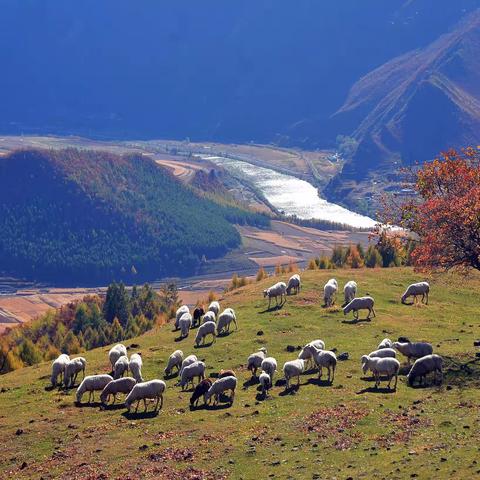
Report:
47,274,440,414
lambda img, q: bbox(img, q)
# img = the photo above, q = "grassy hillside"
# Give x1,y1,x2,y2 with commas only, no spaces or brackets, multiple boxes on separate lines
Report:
0,268,479,479
0,149,268,284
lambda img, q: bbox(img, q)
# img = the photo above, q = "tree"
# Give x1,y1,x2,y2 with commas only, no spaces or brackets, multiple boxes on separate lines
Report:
345,245,364,268
103,282,130,326
365,245,382,268
18,339,43,366
256,267,268,281
110,318,124,343
331,245,346,268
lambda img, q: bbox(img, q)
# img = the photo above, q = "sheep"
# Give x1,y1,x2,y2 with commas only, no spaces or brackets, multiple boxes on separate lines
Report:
310,348,337,383
343,280,357,305
378,338,393,349
178,361,206,390
194,321,216,346
393,341,433,363
190,378,213,407
367,348,397,359
129,353,143,382
286,274,301,295
247,347,267,377
283,359,305,389
192,306,205,327
207,301,220,318
64,357,86,388
164,350,184,376
299,340,326,369
323,278,338,307
76,374,113,403
180,354,198,375
361,356,400,390
51,354,70,387
263,282,287,309
108,344,127,370
261,357,277,382
217,308,237,335
259,371,272,395
100,377,137,405
125,379,166,413
407,354,443,387
175,305,190,330
343,296,376,320
218,369,236,379
204,376,237,405
179,312,193,338
201,311,216,325
113,355,129,380
401,282,430,305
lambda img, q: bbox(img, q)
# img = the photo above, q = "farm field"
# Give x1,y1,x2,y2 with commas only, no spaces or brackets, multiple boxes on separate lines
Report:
1,268,479,479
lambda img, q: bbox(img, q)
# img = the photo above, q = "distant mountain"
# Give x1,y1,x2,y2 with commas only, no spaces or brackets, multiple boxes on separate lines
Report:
0,149,267,284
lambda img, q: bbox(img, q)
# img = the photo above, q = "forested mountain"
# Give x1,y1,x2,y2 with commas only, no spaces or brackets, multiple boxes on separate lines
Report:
0,149,267,284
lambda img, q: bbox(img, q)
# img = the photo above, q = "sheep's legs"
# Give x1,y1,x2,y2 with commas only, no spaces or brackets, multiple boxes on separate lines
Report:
230,389,235,404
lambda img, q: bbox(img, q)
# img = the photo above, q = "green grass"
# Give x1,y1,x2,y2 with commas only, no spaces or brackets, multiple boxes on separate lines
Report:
1,268,479,479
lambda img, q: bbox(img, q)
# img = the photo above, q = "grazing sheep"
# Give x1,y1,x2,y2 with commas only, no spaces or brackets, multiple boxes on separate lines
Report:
310,348,337,383
299,340,326,369
207,301,221,318
204,376,237,405
202,311,216,324
129,353,143,382
407,354,443,387
393,341,433,363
218,369,236,379
178,361,206,390
343,296,376,320
175,305,190,330
100,377,136,405
343,280,357,305
259,371,272,395
367,348,397,359
108,344,128,370
323,278,338,307
217,308,237,335
51,354,70,387
361,356,400,390
192,306,205,327
378,338,393,349
261,357,277,382
190,378,213,407
286,274,301,295
164,350,184,376
247,348,267,377
401,282,430,305
64,357,87,388
180,354,198,375
125,379,166,413
179,312,193,338
76,374,113,403
263,282,287,309
195,321,216,346
113,355,129,380
283,359,305,389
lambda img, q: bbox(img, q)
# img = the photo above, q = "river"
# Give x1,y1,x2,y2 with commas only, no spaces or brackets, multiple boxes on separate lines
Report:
202,156,377,229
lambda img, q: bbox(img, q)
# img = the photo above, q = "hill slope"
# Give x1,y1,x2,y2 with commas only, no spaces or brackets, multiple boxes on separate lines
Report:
0,268,479,479
0,149,267,284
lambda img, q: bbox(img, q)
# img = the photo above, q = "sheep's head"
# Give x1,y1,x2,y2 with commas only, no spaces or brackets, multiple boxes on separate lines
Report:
259,347,267,354
361,355,369,373
263,289,268,298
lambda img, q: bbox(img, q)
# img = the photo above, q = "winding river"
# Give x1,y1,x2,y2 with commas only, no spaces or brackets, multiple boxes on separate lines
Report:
202,156,377,229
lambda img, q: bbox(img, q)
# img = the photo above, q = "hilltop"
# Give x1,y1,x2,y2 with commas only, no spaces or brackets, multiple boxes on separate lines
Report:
0,268,479,479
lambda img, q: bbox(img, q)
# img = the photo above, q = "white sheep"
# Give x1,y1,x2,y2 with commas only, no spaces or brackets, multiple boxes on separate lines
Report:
283,359,305,389
393,341,433,363
247,347,267,377
207,301,221,318
261,357,277,382
108,344,127,370
180,354,198,375
323,278,338,307
76,374,113,403
401,282,430,305
311,348,337,383
129,353,143,382
378,338,393,349
259,371,272,395
201,311,216,325
64,357,86,388
100,377,137,405
407,354,443,387
367,348,396,359
164,350,184,376
113,355,129,380
343,280,357,305
125,379,166,413
286,274,301,295
343,296,376,320
263,282,287,309
361,356,400,390
299,340,326,369
178,361,206,390
51,354,70,387
204,376,237,405
195,321,216,346
175,305,190,330
178,312,192,339
217,308,237,335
